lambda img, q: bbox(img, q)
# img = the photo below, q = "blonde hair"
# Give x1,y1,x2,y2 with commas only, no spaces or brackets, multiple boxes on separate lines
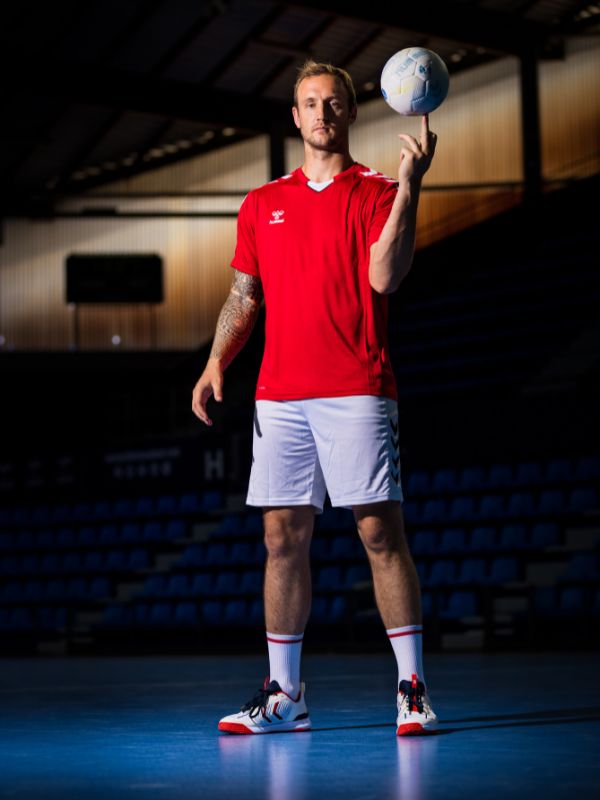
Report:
293,59,357,108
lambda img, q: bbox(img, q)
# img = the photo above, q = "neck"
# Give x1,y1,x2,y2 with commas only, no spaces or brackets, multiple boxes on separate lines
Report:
301,148,354,183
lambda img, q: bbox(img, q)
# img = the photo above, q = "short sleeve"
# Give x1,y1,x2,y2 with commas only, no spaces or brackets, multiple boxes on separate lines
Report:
231,192,260,276
367,181,398,248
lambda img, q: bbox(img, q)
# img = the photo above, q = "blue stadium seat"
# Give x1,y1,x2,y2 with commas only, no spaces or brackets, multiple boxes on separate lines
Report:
214,571,239,595
156,495,177,516
567,487,599,514
205,542,228,565
142,522,163,542
558,587,585,615
487,463,513,489
38,553,57,573
442,591,478,618
223,600,248,625
498,524,528,550
421,499,446,524
202,600,223,625
165,520,187,540
530,522,560,548
218,514,243,536
72,502,93,522
105,550,127,572
202,490,223,512
239,571,262,595
448,496,477,522
128,548,150,570
37,529,55,549
56,528,76,548
545,458,573,483
101,604,131,628
515,462,544,486
575,455,600,481
45,579,66,601
537,489,566,516
89,577,110,598
478,494,505,519
9,607,34,630
311,596,329,621
533,587,557,615
249,598,263,625
415,561,427,584
426,560,456,587
401,501,419,525
243,514,264,535
98,525,119,546
121,523,142,544
559,552,598,582
311,538,331,560
149,602,173,627
32,506,51,524
93,500,112,520
135,496,154,516
330,595,347,621
458,465,486,492
51,505,71,524
190,573,213,596
0,532,13,550
2,581,21,602
114,498,135,518
593,588,600,616
469,527,496,552
487,557,518,584
506,492,536,518
411,530,437,555
142,575,166,597
405,470,430,496
165,574,189,598
456,559,486,585
179,492,203,514
132,603,150,627
330,535,360,560
178,544,205,568
432,468,458,493
344,564,371,588
66,577,87,600
421,591,433,618
0,608,11,629
253,541,267,564
230,541,253,564
314,566,342,590
62,551,83,572
39,607,67,630
439,528,468,553
174,601,199,626
14,530,35,548
0,556,18,575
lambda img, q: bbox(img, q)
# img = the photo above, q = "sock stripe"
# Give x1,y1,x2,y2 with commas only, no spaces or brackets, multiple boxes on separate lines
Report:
387,628,422,639
266,636,304,644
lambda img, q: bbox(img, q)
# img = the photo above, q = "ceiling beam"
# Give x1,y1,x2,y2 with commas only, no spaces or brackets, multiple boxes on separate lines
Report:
292,0,554,56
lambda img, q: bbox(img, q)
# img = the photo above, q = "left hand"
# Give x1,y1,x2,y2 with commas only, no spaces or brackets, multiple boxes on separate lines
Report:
397,114,437,183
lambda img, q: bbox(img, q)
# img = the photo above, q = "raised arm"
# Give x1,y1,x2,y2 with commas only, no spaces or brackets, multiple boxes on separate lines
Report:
192,269,263,426
369,114,437,294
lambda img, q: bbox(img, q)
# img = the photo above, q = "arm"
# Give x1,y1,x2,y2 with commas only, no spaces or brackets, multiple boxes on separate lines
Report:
369,114,437,295
192,269,263,426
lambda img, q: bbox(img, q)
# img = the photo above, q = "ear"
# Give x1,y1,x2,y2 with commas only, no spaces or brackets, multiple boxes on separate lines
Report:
292,105,301,129
349,105,357,125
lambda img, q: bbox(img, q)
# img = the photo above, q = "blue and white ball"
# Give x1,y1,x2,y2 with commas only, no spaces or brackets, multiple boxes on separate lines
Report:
380,47,449,116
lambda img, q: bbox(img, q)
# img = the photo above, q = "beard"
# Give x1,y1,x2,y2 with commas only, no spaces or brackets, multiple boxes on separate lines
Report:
302,126,344,152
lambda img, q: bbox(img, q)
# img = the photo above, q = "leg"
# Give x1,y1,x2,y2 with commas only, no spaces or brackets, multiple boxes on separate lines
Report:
353,500,421,628
263,505,315,633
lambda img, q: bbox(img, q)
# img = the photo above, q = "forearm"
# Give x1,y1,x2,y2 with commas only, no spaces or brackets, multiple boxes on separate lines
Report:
208,290,261,370
369,177,421,295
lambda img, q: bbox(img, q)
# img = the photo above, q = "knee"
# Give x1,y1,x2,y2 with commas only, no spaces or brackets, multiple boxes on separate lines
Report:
263,509,313,561
355,504,406,556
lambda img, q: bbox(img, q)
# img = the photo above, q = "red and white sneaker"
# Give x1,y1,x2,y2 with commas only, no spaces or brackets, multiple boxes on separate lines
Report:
218,679,312,735
396,674,438,736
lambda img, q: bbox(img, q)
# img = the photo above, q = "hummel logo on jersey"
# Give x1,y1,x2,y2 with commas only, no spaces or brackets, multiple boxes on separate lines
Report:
269,209,285,224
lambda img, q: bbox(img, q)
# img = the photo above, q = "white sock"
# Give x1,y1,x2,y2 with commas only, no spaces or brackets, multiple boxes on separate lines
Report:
266,631,303,698
386,624,425,688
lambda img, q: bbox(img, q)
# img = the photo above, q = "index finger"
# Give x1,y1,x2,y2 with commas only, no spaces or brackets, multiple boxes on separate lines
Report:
421,113,429,147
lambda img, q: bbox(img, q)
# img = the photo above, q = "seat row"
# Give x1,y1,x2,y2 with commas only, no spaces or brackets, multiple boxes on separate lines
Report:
1,576,111,603
0,490,223,528
404,456,600,496
0,520,187,551
409,522,560,554
402,486,597,525
0,547,150,576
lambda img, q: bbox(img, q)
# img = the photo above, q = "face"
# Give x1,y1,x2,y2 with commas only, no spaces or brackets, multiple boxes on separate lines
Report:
292,74,357,152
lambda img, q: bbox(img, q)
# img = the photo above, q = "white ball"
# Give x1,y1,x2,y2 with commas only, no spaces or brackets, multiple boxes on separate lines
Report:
380,47,449,116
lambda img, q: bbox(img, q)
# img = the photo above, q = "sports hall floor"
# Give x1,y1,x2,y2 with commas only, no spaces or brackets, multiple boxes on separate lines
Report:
1,651,598,799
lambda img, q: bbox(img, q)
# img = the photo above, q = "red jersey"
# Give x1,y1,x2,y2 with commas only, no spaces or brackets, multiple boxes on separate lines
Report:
231,161,399,401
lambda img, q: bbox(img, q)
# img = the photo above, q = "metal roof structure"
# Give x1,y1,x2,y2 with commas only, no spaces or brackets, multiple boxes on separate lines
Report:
2,0,598,213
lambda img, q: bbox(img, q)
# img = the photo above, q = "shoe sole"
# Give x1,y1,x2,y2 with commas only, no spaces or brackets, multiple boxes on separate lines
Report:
396,722,438,736
218,720,312,735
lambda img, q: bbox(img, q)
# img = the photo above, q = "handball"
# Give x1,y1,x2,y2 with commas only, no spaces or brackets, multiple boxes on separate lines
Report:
380,47,449,115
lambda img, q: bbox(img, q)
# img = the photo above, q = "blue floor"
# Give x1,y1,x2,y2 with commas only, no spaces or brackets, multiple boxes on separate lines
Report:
0,651,599,799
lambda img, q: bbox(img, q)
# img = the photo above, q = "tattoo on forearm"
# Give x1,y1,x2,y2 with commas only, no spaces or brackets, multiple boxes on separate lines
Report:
209,272,263,367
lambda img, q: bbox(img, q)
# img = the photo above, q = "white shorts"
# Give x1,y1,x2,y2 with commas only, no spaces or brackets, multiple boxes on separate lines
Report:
246,395,404,511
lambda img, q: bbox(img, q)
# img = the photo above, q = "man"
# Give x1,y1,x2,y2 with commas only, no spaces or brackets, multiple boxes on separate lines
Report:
192,60,438,736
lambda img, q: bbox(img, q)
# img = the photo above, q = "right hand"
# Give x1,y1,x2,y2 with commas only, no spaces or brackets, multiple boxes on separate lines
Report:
191,359,224,426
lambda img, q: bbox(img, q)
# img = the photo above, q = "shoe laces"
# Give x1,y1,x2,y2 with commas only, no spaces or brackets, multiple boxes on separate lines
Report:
398,673,426,715
241,679,282,719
